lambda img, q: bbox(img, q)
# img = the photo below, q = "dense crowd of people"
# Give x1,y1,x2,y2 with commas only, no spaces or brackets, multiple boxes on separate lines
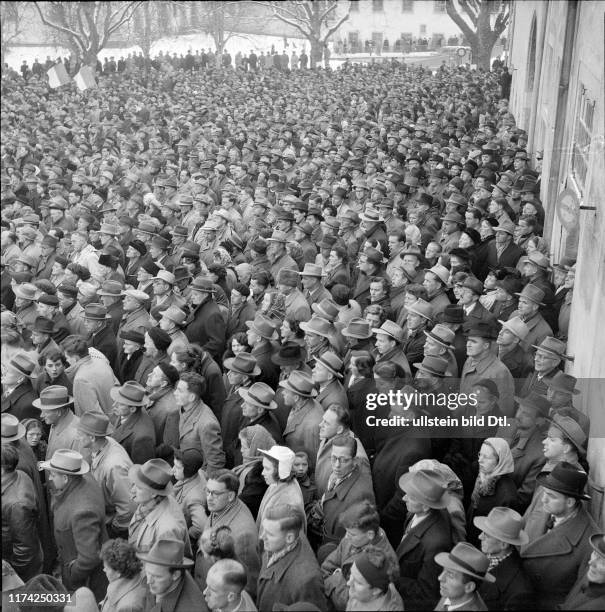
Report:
1,55,602,612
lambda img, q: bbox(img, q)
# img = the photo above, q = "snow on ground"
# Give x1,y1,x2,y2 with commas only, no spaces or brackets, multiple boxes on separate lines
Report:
4,32,309,70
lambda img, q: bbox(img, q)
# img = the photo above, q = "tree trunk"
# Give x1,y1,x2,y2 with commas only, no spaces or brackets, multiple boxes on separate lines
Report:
310,38,322,69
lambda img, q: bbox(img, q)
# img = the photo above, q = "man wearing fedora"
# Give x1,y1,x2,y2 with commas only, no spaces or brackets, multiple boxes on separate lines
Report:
372,320,412,380
150,269,186,323
544,371,590,435
520,251,557,331
434,542,494,610
520,462,599,609
312,351,348,411
83,302,119,369
402,298,435,374
460,322,515,417
300,263,331,308
174,372,226,475
34,385,81,460
1,443,43,581
474,507,534,610
185,277,226,361
280,370,324,470
139,538,203,612
110,381,156,465
277,268,311,322
561,533,605,609
246,314,280,389
62,335,118,417
1,353,39,421
77,411,135,540
239,381,283,446
159,305,190,356
520,336,570,398
13,282,39,332
508,394,549,512
485,220,524,275
423,264,452,318
496,315,533,389
128,458,190,557
507,283,553,354
41,449,108,599
459,276,496,327
266,230,298,281
97,279,125,335
523,414,587,525
221,353,262,468
394,469,454,609
56,282,89,337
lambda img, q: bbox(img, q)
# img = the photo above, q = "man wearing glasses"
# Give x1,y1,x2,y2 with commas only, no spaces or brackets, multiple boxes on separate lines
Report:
206,469,260,597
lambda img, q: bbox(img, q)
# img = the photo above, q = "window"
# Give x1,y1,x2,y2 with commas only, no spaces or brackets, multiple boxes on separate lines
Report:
402,0,414,12
572,88,595,195
372,0,384,12
420,24,427,35
350,0,360,12
434,1,447,13
526,15,537,91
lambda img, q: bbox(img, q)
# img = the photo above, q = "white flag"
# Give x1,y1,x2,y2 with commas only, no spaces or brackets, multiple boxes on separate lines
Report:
47,63,70,88
73,65,97,91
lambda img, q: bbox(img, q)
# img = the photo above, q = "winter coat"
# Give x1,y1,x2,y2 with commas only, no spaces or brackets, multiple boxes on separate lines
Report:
51,475,108,599
257,537,327,612
395,509,454,610
111,407,156,465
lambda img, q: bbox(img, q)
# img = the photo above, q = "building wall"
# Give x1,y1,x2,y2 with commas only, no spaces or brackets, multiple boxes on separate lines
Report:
508,0,605,526
339,0,462,50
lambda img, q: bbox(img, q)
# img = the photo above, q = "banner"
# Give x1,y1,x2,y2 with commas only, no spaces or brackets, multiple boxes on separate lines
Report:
73,65,97,91
47,63,70,88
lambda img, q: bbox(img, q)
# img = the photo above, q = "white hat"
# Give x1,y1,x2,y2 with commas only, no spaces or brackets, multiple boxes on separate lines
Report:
259,445,295,480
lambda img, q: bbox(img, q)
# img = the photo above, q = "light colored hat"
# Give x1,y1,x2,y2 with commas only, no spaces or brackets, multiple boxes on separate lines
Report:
160,305,187,326
473,507,529,546
259,445,296,479
498,316,530,341
1,414,26,442
122,288,150,302
426,263,449,285
40,449,90,475
153,270,176,285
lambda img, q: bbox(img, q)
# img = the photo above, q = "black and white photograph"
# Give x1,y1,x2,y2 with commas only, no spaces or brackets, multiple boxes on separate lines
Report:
1,1,604,610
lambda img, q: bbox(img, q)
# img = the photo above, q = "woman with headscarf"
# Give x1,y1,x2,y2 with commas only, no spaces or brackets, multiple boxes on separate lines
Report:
255,445,305,532
466,438,517,546
233,425,276,519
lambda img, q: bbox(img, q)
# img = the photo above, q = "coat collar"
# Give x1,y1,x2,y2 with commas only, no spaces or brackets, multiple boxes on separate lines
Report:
522,506,594,558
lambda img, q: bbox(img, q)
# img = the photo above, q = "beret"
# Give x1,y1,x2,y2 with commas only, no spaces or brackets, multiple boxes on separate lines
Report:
145,327,171,352
56,283,78,298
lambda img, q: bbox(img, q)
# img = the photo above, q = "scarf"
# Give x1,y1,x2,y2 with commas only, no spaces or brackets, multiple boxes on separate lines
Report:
470,437,514,509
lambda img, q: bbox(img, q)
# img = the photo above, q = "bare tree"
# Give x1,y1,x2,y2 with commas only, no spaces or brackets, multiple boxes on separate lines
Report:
267,1,350,68
33,1,142,68
1,1,27,63
445,0,510,70
183,1,258,68
126,1,170,63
